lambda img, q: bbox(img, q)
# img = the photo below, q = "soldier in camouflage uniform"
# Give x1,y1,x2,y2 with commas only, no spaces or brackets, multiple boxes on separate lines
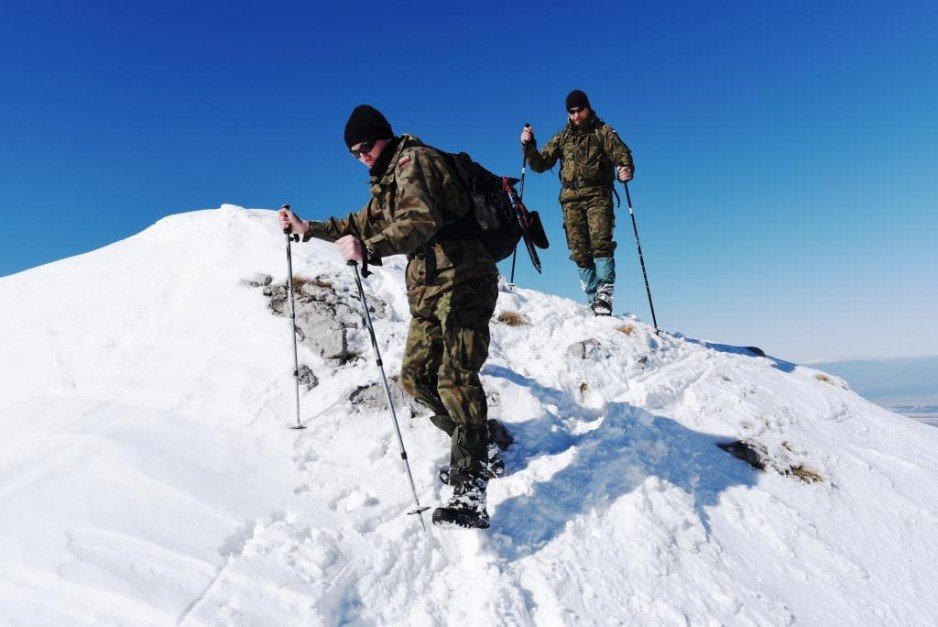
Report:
279,105,500,529
521,90,635,315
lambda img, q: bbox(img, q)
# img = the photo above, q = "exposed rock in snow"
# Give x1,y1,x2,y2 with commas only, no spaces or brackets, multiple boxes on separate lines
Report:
258,272,388,365
347,376,423,418
718,439,824,483
566,337,606,360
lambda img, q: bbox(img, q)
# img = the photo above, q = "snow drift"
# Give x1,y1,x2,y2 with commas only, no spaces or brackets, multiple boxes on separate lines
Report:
1,205,936,625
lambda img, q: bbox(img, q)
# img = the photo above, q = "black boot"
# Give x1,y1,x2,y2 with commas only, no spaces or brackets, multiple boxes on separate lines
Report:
432,473,490,529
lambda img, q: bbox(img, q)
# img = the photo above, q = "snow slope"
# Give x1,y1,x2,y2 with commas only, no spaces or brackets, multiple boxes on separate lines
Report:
2,206,936,625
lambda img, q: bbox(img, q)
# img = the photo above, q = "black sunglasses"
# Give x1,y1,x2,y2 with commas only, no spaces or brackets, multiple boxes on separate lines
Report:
350,141,376,158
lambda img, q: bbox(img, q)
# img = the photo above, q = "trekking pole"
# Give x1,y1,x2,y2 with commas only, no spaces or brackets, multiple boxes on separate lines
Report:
621,183,660,333
509,123,532,285
347,259,430,530
282,205,306,430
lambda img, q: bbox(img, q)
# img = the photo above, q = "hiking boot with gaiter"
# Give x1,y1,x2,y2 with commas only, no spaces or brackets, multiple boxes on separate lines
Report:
438,419,512,484
439,444,504,484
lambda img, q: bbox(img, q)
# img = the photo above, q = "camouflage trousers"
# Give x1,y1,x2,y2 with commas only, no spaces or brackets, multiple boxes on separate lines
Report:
400,272,499,478
562,190,616,302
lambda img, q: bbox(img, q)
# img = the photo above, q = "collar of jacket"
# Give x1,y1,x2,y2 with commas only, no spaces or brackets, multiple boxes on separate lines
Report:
369,134,423,186
367,136,402,179
567,112,602,136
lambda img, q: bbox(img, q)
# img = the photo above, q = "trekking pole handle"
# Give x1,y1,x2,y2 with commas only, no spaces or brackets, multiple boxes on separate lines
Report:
281,204,299,241
346,250,370,277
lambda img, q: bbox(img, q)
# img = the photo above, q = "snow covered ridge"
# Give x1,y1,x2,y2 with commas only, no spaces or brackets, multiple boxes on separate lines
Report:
2,205,937,625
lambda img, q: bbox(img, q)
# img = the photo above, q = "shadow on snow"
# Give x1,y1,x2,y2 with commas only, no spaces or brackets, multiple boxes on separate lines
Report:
672,334,797,373
483,365,759,562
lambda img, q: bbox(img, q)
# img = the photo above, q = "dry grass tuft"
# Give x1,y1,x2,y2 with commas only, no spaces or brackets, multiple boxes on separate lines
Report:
286,275,311,292
497,310,527,326
286,275,333,294
617,324,636,335
814,374,833,384
791,465,824,484
579,382,590,394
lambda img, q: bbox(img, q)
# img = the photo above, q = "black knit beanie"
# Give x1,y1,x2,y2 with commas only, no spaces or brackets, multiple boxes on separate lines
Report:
565,90,591,111
344,105,394,148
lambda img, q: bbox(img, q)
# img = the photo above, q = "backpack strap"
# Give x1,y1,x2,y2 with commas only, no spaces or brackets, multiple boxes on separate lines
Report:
424,147,485,242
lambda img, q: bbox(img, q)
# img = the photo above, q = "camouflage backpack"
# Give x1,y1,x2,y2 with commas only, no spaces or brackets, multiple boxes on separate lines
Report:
434,150,548,271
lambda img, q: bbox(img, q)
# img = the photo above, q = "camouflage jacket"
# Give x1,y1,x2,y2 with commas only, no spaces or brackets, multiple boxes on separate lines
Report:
524,113,634,201
306,135,497,299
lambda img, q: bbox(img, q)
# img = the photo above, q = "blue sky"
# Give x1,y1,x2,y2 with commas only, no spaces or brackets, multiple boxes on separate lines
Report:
2,0,936,362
